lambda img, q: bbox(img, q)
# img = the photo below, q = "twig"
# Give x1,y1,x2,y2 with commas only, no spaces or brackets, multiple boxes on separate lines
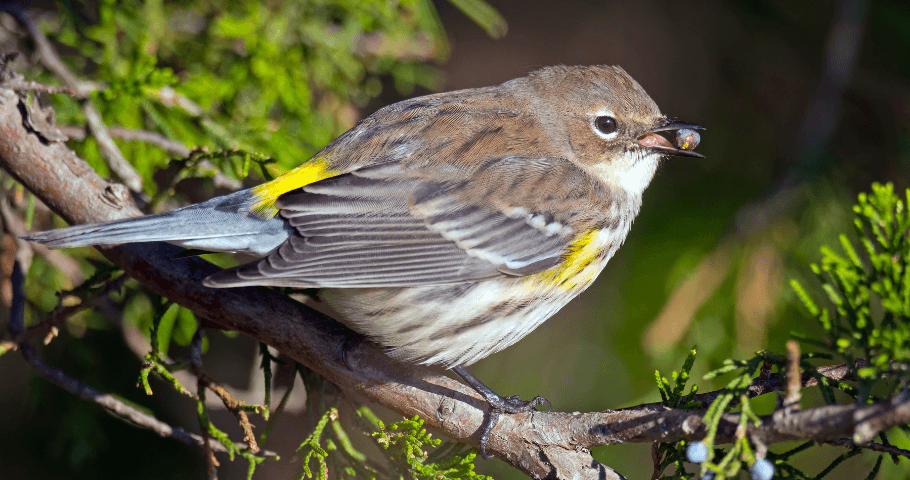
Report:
5,266,274,458
17,273,127,346
7,260,26,336
199,382,220,479
0,5,83,92
193,368,263,452
19,342,275,457
679,361,856,409
785,340,802,410
650,442,661,480
156,85,203,117
189,321,261,454
2,302,87,355
0,194,83,285
82,105,145,194
0,78,77,96
58,125,242,191
59,125,190,157
0,198,33,275
193,321,221,480
826,438,910,460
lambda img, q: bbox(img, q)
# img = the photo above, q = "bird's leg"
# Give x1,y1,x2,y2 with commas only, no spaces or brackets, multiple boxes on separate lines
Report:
451,366,551,459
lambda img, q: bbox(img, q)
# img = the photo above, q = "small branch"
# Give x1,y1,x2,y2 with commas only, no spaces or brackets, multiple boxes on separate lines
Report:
683,361,856,409
17,273,127,346
192,368,262,454
2,302,87,355
193,322,221,480
0,5,84,92
785,340,802,410
826,438,910,460
0,78,77,96
58,126,242,191
199,381,220,480
7,259,26,336
190,320,260,455
156,85,203,117
0,198,34,274
82,105,145,194
59,125,190,157
19,342,275,457
0,195,83,284
6,265,273,458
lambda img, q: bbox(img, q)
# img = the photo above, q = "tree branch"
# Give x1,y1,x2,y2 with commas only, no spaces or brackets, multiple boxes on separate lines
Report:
58,125,191,157
57,125,242,191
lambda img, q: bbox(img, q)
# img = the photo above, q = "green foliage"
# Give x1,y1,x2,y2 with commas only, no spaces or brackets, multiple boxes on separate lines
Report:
653,346,703,478
47,0,501,194
295,407,490,480
791,182,910,401
656,345,702,409
653,184,910,479
372,414,491,480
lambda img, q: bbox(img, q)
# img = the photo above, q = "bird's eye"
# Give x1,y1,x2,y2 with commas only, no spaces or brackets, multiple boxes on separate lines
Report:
594,116,618,135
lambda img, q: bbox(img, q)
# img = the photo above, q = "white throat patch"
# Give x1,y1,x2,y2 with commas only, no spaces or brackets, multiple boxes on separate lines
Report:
587,151,660,199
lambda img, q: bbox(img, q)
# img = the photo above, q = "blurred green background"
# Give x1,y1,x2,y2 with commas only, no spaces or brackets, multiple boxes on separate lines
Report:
1,0,909,479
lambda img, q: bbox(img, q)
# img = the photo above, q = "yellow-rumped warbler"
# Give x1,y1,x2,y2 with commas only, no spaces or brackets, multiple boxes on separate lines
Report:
24,65,703,454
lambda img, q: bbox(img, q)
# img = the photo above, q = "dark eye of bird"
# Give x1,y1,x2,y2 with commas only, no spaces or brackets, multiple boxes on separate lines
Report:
595,116,618,135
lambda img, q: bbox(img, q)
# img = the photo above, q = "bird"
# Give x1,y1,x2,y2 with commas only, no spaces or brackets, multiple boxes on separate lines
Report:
23,64,703,456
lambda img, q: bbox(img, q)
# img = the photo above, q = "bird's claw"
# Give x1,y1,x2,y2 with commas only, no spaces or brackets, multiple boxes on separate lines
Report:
498,394,550,414
477,393,551,459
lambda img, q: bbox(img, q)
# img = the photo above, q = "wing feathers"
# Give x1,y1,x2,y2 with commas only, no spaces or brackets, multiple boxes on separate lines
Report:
205,157,591,288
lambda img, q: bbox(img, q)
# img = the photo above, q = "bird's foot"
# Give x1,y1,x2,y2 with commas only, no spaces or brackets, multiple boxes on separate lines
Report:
477,393,551,459
451,366,551,459
490,393,552,414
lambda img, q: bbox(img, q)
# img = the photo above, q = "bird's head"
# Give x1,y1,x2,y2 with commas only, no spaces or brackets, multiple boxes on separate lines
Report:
524,65,704,199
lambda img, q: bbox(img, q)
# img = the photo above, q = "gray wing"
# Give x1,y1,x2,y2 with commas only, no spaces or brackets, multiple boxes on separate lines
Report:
204,161,577,288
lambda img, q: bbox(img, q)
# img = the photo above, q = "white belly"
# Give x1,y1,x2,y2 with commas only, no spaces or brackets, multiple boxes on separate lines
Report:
320,225,628,367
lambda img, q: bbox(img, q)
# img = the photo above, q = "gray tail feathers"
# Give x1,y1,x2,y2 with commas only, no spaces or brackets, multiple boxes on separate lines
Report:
22,189,293,256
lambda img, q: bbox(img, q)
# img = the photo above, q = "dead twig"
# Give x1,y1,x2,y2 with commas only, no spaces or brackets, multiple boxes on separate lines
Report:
784,340,802,411
0,195,83,285
59,125,191,157
20,342,275,458
5,254,272,459
0,78,78,95
825,438,910,460
58,125,242,191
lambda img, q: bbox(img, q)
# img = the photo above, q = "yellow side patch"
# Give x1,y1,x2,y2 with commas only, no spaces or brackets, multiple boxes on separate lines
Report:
530,229,603,291
250,157,337,217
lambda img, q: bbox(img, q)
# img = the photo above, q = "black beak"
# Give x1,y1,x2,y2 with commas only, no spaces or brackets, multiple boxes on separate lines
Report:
638,117,706,158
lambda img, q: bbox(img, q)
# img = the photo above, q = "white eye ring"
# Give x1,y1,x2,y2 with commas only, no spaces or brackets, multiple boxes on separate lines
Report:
591,110,619,139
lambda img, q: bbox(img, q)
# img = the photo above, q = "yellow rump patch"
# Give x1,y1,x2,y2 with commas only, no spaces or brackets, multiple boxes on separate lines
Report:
250,157,337,218
531,229,602,291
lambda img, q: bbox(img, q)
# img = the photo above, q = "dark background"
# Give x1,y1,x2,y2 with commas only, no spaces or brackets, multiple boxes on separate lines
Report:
1,0,909,479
